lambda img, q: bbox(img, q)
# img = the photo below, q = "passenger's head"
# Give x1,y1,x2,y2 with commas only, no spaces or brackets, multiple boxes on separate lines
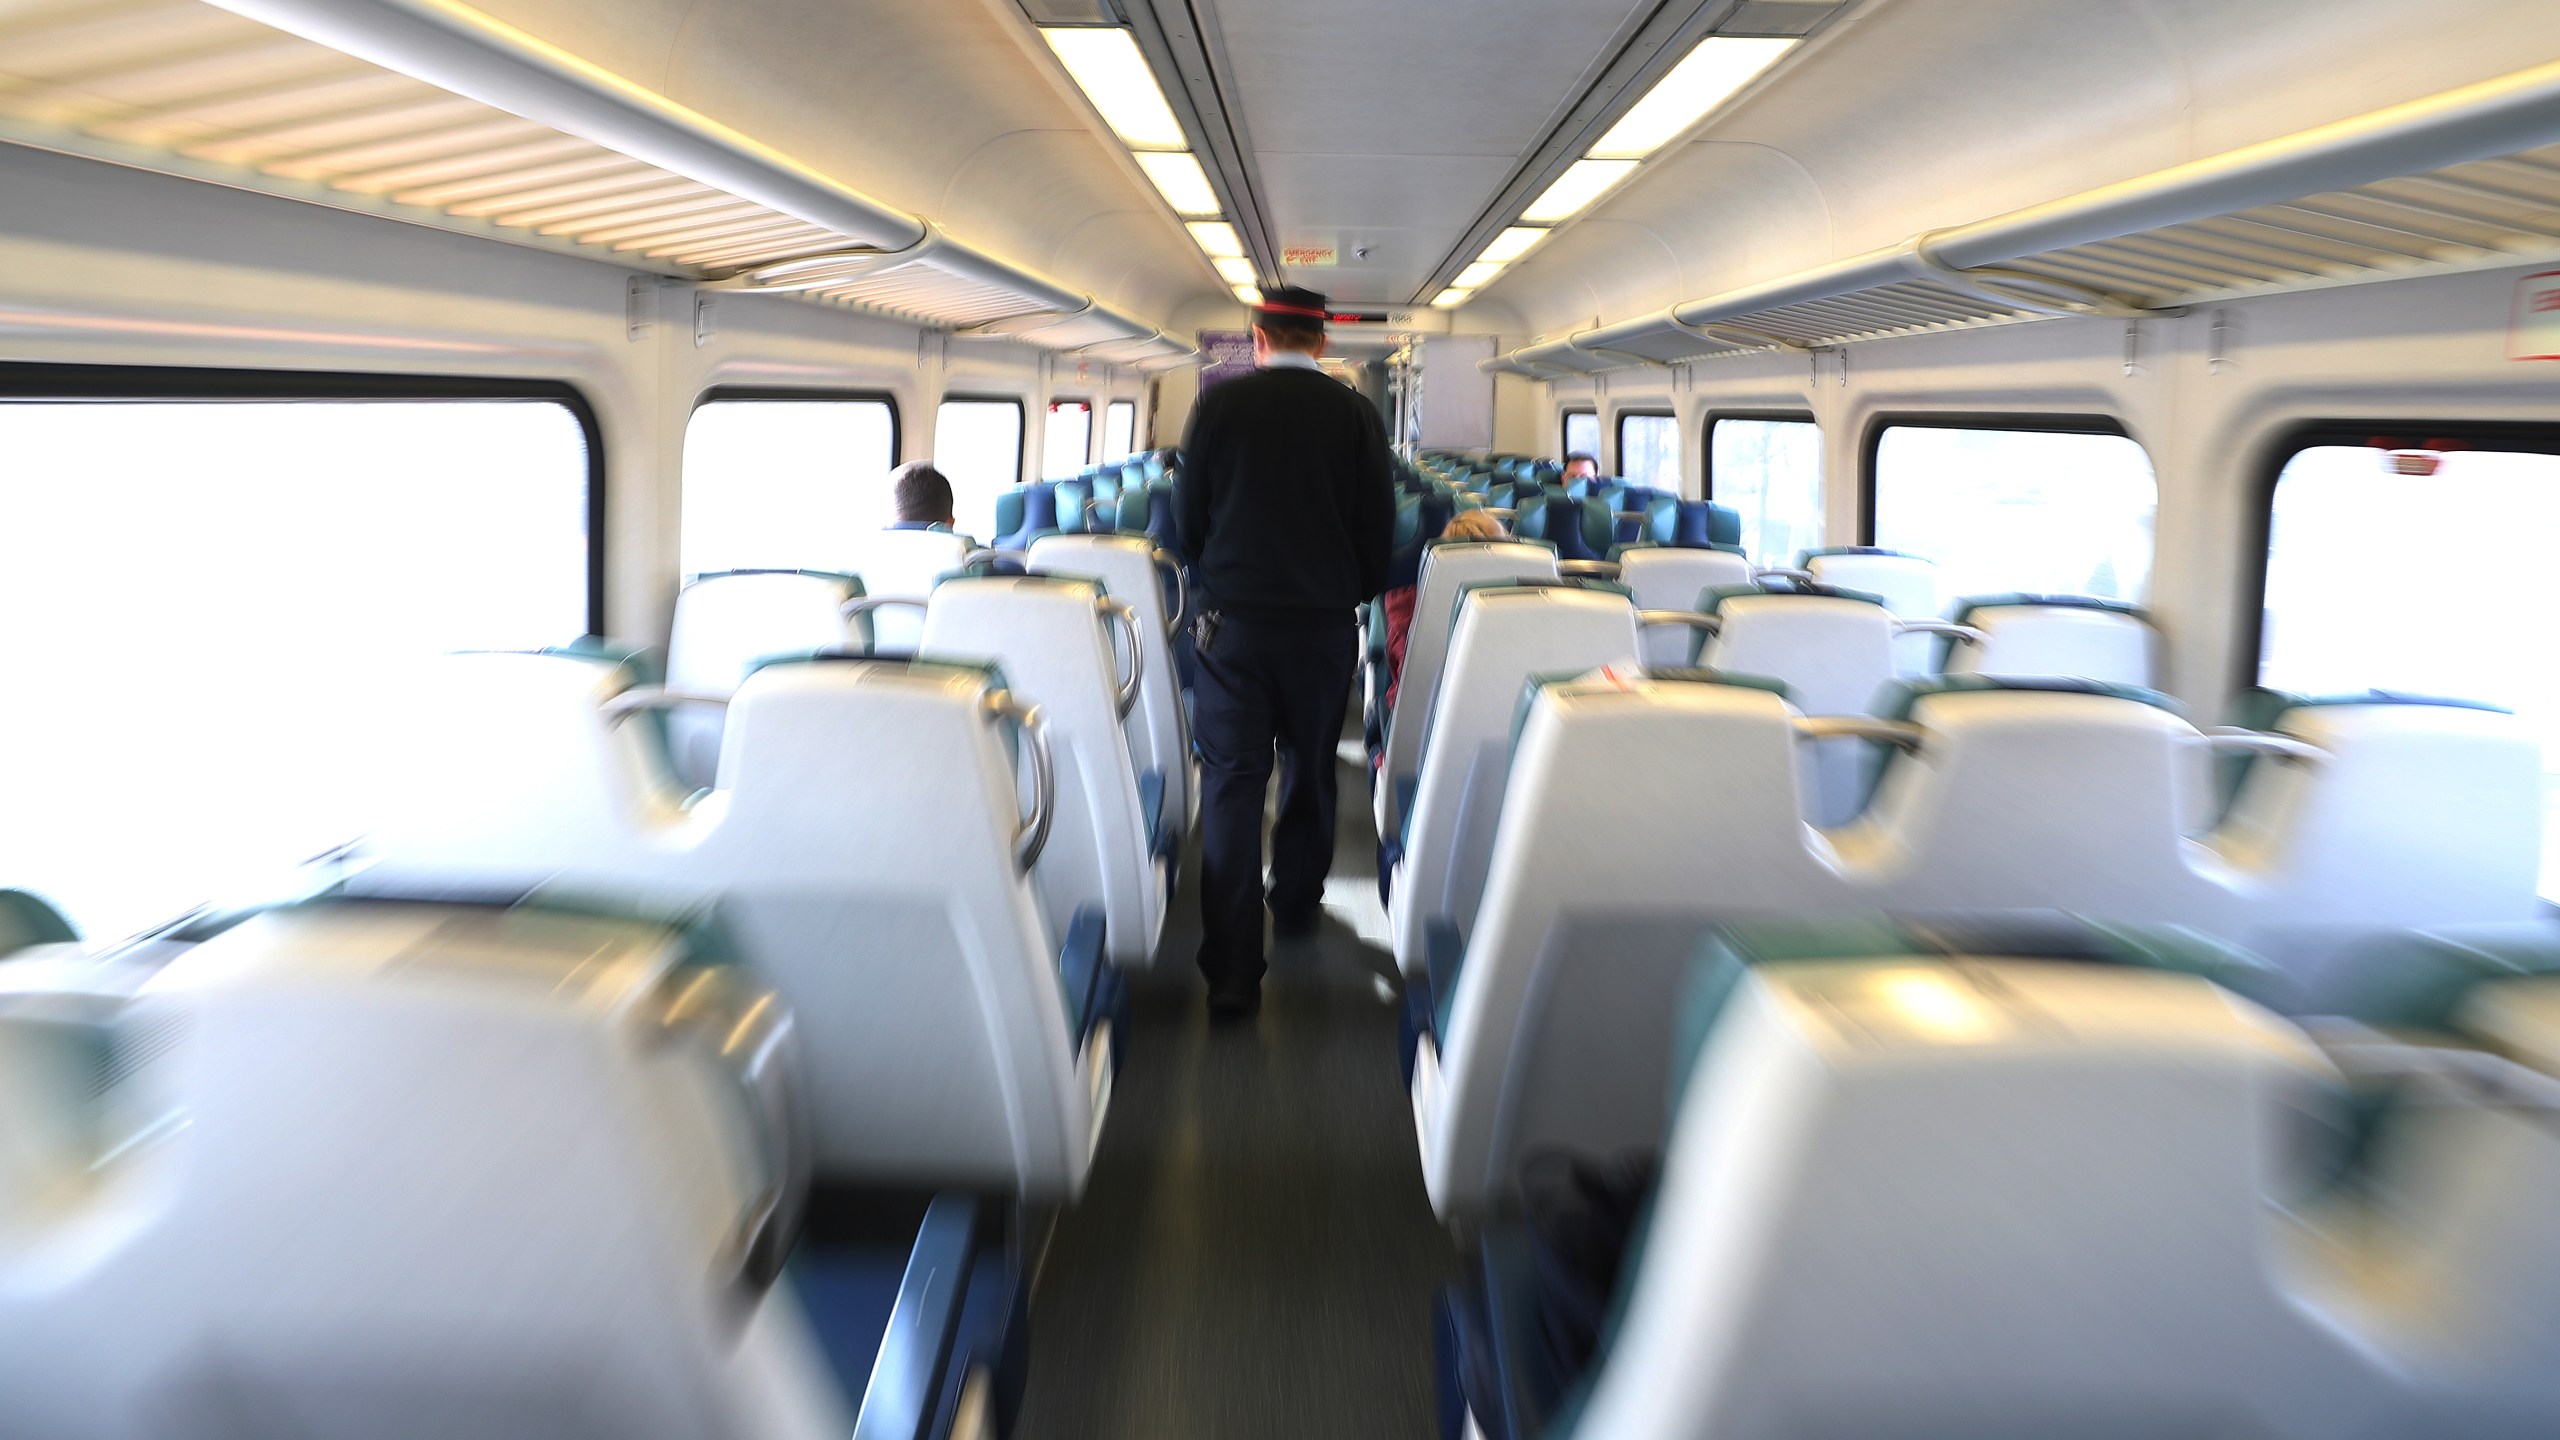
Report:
1444,507,1508,542
1251,285,1330,362
890,461,955,526
1562,452,1600,483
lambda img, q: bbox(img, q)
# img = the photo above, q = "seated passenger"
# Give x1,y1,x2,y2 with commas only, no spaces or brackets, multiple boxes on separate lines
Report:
1561,451,1600,485
888,459,957,531
1383,506,1507,719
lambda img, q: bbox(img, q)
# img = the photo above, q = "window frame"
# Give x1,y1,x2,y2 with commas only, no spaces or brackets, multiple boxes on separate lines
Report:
1561,406,1599,462
1702,408,1819,501
1857,411,2134,545
935,392,1029,489
2240,417,2560,698
1613,407,1682,490
0,361,608,635
1044,395,1095,476
1103,398,1138,462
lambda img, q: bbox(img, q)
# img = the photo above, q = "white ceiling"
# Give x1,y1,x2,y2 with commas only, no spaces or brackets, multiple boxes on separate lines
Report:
1207,0,1660,305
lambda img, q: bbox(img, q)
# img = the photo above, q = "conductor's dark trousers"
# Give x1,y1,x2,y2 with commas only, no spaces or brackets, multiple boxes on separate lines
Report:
1191,612,1359,988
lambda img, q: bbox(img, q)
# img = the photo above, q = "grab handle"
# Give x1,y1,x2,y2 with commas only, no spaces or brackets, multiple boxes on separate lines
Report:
1153,548,1190,632
1637,610,1721,637
983,690,1056,871
1894,619,1986,645
1100,599,1144,718
1794,715,1926,753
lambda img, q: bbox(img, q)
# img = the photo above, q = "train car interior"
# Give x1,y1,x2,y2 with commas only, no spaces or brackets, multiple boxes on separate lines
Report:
3,0,2560,1436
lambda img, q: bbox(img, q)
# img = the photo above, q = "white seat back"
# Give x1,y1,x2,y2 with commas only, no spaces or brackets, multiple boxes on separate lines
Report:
922,575,1166,967
0,900,849,1440
1803,548,1942,673
364,653,1094,1196
664,571,863,787
846,529,972,652
1616,547,1753,667
1389,587,1641,979
1378,540,1559,836
1701,593,1901,825
1028,533,1191,835
1946,598,2160,688
1575,957,2366,1440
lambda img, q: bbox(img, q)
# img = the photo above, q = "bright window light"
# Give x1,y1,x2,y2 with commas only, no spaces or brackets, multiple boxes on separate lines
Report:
1455,260,1504,289
1431,288,1472,308
1137,151,1220,216
1479,227,1546,264
1213,255,1256,283
1041,27,1187,151
1591,37,1797,159
1232,284,1260,304
1188,220,1243,257
1520,158,1639,223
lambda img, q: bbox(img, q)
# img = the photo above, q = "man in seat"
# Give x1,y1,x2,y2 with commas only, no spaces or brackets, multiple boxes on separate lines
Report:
1561,452,1600,485
888,460,956,530
1177,286,1395,1017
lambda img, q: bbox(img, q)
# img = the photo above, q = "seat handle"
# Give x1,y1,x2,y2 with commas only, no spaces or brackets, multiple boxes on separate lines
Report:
600,686,730,724
1795,715,1926,752
1755,566,1815,584
842,595,930,621
651,965,809,1298
1557,560,1620,579
984,690,1056,871
1637,609,1721,636
1100,598,1144,718
2200,727,2325,766
1895,619,1986,645
1152,548,1189,633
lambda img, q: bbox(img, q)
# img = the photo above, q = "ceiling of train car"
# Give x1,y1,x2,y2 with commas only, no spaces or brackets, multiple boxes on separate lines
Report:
1204,0,1663,307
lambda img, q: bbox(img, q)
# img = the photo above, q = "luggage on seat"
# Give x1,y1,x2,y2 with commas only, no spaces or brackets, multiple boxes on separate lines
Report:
664,570,867,789
0,895,1022,1440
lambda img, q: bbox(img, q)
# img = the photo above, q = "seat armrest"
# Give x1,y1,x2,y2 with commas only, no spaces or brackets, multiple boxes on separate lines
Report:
1425,917,1467,1038
1057,906,1108,1043
852,1194,982,1440
1393,773,1421,837
1479,1224,1563,1440
1137,769,1172,861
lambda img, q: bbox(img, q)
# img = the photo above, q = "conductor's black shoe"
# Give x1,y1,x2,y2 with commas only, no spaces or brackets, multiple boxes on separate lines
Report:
1271,907,1321,940
1206,976,1262,1019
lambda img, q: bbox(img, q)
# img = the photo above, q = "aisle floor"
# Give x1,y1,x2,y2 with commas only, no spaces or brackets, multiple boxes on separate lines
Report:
1013,744,1456,1438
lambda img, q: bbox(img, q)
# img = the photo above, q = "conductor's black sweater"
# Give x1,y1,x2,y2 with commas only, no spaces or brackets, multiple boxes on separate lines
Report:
1176,363,1396,628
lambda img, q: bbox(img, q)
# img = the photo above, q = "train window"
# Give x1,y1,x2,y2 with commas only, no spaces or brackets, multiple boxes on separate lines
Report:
935,397,1025,539
2258,434,2560,899
1044,399,1093,478
0,386,592,942
681,394,897,577
1870,421,2155,602
1563,409,1600,462
1102,399,1137,462
1617,411,1681,490
1710,416,1823,567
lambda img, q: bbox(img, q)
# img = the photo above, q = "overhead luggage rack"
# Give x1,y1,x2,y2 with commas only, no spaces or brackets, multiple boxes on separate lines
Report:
1489,56,2560,375
0,0,1197,365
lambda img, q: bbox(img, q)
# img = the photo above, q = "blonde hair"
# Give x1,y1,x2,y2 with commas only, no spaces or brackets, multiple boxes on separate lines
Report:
1445,508,1508,542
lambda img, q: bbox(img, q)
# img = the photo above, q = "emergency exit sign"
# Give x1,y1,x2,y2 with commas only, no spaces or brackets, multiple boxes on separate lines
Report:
1282,246,1337,267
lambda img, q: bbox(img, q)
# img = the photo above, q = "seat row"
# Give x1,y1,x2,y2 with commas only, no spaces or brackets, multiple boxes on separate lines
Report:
1440,914,2560,1438
989,449,1179,551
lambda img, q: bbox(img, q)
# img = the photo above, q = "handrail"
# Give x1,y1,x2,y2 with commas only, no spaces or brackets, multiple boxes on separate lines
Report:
1100,599,1144,719
1637,609,1721,636
1794,715,1926,752
2199,727,2326,765
1895,619,1987,645
983,691,1055,871
1152,548,1190,632
600,686,730,723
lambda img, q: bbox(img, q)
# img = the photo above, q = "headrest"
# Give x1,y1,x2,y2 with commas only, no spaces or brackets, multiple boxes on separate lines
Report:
1668,499,1742,550
1676,914,2291,1098
1508,664,1793,758
1700,581,1889,615
1948,591,2148,623
1875,673,2183,725
0,890,77,959
1797,545,1921,564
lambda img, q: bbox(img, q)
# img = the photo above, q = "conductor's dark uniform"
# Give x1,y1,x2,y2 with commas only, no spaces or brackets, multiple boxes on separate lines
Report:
1177,290,1395,1012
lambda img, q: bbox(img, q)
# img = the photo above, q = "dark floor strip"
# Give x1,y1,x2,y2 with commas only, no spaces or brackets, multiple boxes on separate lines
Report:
1013,750,1456,1438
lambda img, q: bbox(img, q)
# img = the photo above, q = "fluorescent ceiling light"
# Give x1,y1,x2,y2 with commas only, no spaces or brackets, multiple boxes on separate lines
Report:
1213,255,1256,283
1455,261,1505,289
1431,288,1471,308
1188,220,1243,257
1232,284,1260,304
1137,151,1220,216
1478,227,1546,264
1520,158,1639,223
1042,27,1187,150
1590,36,1796,159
